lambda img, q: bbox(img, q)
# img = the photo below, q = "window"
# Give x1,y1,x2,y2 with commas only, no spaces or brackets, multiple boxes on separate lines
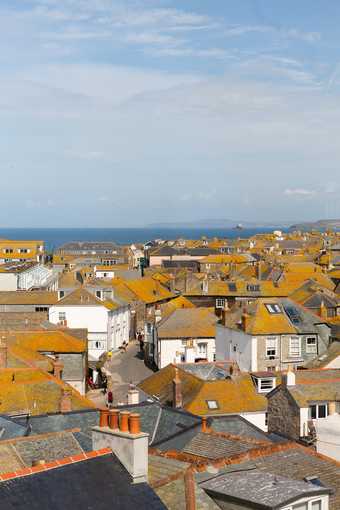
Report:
266,337,277,358
247,284,260,292
96,290,102,299
260,378,275,391
290,337,301,357
206,400,219,409
197,343,207,356
35,307,48,312
306,337,317,354
265,303,282,314
309,403,328,420
58,312,66,321
216,298,225,308
93,341,105,350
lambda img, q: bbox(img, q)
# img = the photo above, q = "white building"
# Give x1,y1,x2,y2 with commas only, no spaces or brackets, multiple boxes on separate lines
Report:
49,288,130,361
0,262,58,291
150,308,217,369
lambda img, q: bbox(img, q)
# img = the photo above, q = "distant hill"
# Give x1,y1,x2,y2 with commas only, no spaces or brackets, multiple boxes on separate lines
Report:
147,219,292,229
290,219,340,231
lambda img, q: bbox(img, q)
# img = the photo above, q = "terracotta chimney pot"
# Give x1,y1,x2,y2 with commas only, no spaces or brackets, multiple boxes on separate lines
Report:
109,409,119,429
201,416,207,433
119,411,130,432
129,413,141,434
99,408,110,428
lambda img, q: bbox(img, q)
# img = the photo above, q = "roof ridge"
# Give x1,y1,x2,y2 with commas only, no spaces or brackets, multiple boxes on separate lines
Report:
0,448,112,482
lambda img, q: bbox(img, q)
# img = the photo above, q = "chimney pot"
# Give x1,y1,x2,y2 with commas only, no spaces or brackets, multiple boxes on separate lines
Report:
201,416,207,433
129,413,141,434
60,388,72,413
119,411,130,432
99,408,110,428
109,409,119,430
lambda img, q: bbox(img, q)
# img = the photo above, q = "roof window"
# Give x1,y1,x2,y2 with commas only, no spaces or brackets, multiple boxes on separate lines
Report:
265,303,282,314
206,400,219,409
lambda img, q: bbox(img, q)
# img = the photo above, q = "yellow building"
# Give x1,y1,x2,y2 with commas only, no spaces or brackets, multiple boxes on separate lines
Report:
0,239,44,264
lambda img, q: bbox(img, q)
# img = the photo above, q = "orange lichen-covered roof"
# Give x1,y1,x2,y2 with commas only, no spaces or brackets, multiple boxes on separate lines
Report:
0,368,94,416
124,277,175,304
160,296,195,319
139,364,266,415
4,330,86,354
200,254,253,265
157,308,217,338
0,292,58,305
244,299,296,335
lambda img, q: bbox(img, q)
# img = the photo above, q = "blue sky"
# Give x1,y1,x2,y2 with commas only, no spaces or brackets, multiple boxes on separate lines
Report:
1,0,340,226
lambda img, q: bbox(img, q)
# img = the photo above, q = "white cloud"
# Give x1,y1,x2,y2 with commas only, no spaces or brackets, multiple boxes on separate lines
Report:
284,188,317,197
224,24,320,43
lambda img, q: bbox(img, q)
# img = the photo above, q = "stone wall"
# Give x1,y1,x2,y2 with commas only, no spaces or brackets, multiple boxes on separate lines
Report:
267,386,300,440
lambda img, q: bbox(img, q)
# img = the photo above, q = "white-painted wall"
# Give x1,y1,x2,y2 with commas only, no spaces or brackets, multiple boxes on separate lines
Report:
240,411,267,432
300,407,310,437
315,414,340,462
0,273,17,291
157,337,216,369
107,307,130,351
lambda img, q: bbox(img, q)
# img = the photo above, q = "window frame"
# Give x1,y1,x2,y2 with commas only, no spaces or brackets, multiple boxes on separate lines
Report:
306,336,317,354
215,298,225,309
206,400,219,410
266,337,277,358
289,336,301,358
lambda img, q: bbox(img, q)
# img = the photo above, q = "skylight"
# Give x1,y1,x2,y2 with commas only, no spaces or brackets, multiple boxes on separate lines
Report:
206,400,219,409
265,303,282,314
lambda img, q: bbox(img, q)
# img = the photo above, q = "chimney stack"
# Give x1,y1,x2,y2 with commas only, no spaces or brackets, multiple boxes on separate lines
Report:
93,411,148,483
127,386,140,405
320,300,328,319
201,416,207,433
53,356,64,380
60,388,72,413
0,337,7,368
241,312,250,332
282,366,296,387
173,367,183,409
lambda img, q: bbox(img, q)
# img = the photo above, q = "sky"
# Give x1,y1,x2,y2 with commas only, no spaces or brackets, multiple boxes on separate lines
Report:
1,0,340,227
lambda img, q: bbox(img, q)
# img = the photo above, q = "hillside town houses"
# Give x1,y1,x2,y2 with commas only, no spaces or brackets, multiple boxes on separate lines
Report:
0,230,340,508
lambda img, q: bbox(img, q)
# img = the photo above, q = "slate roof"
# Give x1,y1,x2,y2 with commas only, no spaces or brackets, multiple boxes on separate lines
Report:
201,469,329,509
0,415,27,440
0,430,84,473
13,409,99,452
212,445,340,509
209,415,273,442
116,401,202,447
183,432,265,460
0,452,165,509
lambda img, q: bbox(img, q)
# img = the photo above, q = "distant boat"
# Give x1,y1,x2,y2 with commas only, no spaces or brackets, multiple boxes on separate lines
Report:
234,224,243,230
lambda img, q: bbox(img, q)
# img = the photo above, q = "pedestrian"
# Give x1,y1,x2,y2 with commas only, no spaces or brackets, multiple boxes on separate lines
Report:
107,390,113,408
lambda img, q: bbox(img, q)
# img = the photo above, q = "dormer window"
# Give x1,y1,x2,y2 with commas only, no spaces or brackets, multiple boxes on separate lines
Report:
252,374,276,393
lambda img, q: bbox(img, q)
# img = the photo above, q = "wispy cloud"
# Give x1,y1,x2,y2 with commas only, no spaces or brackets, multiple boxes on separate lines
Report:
284,188,317,198
224,24,320,43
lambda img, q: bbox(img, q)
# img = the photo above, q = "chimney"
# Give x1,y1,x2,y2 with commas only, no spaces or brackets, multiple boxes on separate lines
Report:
127,386,140,405
241,312,250,332
53,356,64,380
173,367,183,409
202,275,209,294
256,261,262,281
328,401,337,416
201,416,207,433
282,366,295,387
221,302,229,326
0,337,7,368
320,300,328,319
60,388,72,413
92,410,149,483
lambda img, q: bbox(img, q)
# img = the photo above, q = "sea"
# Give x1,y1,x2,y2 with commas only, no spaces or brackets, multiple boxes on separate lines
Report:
0,227,289,251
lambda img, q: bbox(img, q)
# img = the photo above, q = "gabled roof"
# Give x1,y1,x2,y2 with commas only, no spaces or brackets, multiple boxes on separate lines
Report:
123,277,175,304
4,330,86,354
53,288,118,310
157,308,217,338
0,291,58,305
139,364,267,416
0,368,95,416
